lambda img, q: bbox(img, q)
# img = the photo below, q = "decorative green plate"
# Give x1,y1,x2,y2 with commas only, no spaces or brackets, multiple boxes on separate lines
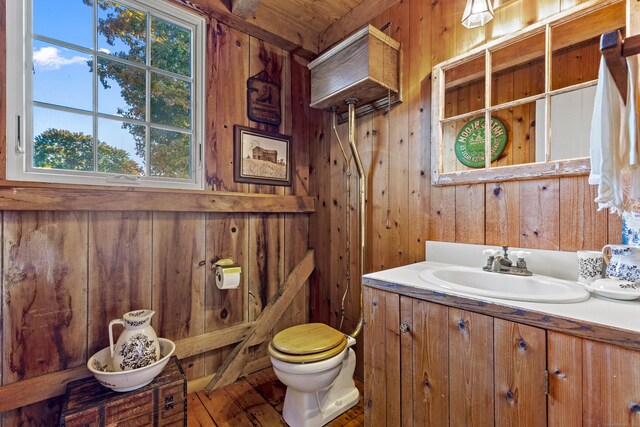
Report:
454,117,508,168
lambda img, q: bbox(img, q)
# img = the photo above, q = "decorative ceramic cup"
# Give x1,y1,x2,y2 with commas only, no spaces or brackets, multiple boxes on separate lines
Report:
577,250,604,284
602,244,640,282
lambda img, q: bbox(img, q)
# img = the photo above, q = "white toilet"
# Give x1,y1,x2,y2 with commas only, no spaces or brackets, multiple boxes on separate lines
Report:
268,323,360,427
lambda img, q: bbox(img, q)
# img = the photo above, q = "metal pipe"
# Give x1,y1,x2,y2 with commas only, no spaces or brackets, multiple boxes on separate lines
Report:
332,108,352,331
344,98,365,338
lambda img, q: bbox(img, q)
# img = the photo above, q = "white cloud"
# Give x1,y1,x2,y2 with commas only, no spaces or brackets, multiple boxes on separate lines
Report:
98,48,111,54
33,46,89,70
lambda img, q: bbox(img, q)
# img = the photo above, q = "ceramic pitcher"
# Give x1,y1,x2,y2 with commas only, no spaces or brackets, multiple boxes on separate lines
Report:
602,244,640,282
109,310,160,371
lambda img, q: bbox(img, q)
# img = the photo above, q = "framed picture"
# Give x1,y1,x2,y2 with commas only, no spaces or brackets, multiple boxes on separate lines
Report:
233,125,292,186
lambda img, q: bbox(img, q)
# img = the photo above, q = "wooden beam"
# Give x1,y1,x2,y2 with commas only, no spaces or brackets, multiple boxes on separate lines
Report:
175,322,256,359
0,366,90,414
318,0,400,52
0,324,257,413
601,30,627,102
204,249,315,393
0,186,315,213
224,0,262,19
172,0,318,59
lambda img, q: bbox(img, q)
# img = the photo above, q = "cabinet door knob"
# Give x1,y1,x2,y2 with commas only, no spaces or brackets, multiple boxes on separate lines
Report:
400,322,410,333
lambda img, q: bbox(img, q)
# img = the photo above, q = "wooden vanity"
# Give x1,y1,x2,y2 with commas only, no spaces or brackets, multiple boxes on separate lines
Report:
363,264,640,427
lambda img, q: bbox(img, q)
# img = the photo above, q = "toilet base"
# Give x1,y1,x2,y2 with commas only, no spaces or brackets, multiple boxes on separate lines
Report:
282,348,359,427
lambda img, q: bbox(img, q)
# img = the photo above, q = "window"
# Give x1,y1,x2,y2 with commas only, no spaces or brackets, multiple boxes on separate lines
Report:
431,0,624,186
6,0,205,189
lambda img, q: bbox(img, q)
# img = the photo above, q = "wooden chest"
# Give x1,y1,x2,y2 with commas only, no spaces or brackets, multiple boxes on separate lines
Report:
60,356,186,427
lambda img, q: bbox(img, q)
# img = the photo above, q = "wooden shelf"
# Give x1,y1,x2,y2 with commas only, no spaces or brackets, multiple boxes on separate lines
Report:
0,183,315,213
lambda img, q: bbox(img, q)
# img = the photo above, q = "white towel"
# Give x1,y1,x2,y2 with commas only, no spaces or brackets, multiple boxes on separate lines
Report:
589,57,625,212
626,57,640,206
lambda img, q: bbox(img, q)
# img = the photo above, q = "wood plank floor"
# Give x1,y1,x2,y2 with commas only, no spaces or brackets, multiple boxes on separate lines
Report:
187,368,364,426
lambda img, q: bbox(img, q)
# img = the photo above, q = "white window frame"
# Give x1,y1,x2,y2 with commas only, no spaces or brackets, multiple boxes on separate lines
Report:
6,0,206,190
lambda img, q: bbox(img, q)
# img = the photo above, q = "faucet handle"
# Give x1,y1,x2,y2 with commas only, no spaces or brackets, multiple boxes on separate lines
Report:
511,250,531,259
500,245,509,258
483,249,499,257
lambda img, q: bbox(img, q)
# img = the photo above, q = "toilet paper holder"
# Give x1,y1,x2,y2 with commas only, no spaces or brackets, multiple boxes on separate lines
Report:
212,258,242,280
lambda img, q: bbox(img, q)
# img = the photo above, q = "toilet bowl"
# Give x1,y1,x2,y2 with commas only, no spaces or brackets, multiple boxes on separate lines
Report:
268,323,360,427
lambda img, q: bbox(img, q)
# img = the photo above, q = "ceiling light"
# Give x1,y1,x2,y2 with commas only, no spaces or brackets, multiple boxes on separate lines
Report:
461,0,494,28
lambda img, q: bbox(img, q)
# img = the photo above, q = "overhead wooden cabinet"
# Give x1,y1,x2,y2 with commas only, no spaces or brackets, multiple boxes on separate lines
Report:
308,25,401,113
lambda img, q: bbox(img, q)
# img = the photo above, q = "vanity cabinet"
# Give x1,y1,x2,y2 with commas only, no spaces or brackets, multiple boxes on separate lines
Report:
548,331,640,427
364,287,640,426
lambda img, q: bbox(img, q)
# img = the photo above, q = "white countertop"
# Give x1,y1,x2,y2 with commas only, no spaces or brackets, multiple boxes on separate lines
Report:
364,260,640,335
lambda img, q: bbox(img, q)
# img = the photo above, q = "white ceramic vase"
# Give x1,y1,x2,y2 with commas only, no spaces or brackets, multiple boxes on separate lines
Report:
109,309,160,372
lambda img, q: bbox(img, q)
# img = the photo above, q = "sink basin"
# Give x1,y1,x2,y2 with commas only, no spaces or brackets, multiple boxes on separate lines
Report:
419,266,590,303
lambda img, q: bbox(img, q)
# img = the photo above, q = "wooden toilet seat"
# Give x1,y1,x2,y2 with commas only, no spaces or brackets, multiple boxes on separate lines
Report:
268,323,348,363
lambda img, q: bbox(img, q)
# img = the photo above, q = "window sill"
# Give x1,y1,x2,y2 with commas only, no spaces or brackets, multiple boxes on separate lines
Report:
432,158,590,186
0,180,315,213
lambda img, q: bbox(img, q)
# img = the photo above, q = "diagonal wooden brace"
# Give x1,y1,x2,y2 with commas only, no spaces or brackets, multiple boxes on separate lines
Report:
204,249,315,393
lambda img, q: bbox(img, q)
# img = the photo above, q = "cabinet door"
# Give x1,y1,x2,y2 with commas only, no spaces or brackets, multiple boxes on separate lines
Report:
583,340,640,427
547,331,583,427
364,287,401,426
494,319,546,427
403,297,449,427
449,308,494,427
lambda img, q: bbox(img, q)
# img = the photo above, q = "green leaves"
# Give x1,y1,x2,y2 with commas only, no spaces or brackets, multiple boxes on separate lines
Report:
34,128,142,175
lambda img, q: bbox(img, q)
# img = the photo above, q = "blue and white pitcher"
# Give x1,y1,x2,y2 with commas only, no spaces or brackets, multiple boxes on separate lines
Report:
109,310,160,371
602,245,640,282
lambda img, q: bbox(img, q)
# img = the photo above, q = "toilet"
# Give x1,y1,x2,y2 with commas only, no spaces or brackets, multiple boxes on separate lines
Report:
268,323,360,427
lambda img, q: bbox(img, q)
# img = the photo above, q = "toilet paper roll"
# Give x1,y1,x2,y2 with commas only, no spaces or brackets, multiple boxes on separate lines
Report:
215,267,241,290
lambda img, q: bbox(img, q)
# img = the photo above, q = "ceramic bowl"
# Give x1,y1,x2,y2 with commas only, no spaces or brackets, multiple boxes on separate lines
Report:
585,278,640,301
87,338,176,392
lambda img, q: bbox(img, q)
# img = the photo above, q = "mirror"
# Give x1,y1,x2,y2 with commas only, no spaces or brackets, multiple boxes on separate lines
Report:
432,0,625,185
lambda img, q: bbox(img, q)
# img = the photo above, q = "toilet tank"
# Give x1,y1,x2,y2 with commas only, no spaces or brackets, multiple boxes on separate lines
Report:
308,24,401,113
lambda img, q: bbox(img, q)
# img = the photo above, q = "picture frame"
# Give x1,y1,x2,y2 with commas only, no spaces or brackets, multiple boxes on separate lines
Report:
233,125,292,186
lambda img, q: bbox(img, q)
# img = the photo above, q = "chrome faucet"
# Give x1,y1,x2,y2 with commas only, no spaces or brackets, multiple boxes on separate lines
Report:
483,245,532,276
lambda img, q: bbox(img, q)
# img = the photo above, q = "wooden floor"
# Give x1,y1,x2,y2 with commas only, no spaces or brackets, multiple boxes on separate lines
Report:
187,368,364,426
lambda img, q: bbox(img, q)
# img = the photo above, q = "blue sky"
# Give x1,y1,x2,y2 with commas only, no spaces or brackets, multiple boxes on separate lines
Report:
30,0,188,173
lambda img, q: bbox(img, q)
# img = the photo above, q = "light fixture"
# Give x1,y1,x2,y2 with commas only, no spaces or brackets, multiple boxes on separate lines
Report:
461,0,494,28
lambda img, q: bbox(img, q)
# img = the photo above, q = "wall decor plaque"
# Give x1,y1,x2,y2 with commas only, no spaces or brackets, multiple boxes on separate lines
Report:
454,117,508,168
247,70,281,126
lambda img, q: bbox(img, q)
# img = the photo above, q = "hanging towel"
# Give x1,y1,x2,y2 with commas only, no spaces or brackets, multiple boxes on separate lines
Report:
589,57,625,212
626,56,640,207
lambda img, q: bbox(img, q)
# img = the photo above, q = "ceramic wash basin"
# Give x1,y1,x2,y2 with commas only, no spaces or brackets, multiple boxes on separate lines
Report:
419,265,590,303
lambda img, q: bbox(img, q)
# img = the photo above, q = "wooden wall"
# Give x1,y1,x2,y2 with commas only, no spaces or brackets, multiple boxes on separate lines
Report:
309,0,624,378
0,1,311,424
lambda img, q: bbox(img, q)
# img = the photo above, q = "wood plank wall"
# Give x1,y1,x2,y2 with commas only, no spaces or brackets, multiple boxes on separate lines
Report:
0,1,311,424
309,0,623,379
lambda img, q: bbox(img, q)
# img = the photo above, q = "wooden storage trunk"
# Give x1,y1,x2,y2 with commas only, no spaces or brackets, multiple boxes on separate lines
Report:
308,24,401,112
60,356,186,427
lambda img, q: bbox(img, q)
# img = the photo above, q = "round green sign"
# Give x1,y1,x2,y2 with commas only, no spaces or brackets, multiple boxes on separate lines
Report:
454,117,508,168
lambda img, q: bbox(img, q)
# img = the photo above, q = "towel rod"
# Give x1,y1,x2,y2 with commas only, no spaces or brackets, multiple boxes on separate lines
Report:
601,30,640,102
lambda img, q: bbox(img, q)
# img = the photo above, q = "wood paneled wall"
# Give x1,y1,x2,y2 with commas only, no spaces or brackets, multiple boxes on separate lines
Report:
0,2,311,424
309,0,623,378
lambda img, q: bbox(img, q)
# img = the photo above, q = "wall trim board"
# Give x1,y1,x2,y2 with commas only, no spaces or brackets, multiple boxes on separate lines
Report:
0,186,315,213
